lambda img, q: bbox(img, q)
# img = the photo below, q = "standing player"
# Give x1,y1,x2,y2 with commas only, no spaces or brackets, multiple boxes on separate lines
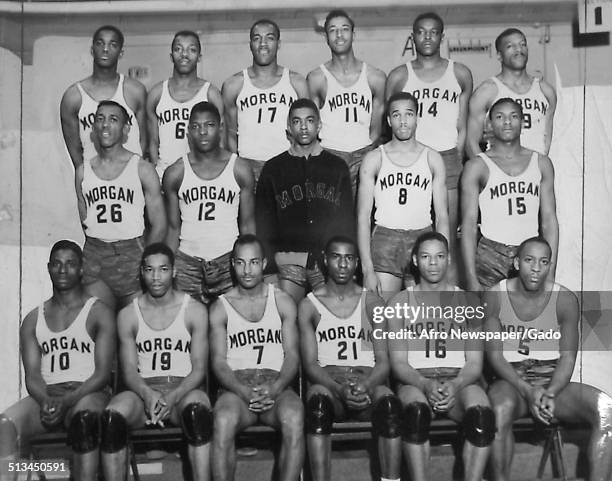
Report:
222,19,308,182
358,92,448,298
75,100,166,308
61,25,147,167
387,232,493,481
100,243,211,481
0,240,115,481
255,98,355,303
147,30,224,179
164,101,255,304
461,98,558,291
299,236,402,481
308,9,386,196
484,237,578,481
209,235,304,481
466,27,556,157
386,12,472,269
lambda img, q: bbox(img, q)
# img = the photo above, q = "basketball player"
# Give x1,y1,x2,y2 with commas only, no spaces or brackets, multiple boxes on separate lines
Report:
255,98,354,303
385,12,473,271
484,237,578,481
61,25,147,167
358,92,448,298
222,19,308,182
164,101,255,304
0,240,115,481
308,9,386,196
100,243,211,481
461,97,558,291
299,236,402,481
147,30,224,179
387,232,493,481
75,100,166,308
466,27,556,157
209,234,304,481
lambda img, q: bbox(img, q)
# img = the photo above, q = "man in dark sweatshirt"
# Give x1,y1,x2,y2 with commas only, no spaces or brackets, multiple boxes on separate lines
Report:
256,98,356,303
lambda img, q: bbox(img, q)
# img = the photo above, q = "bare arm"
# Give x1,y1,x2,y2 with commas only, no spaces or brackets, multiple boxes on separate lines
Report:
270,289,300,396
60,84,85,168
139,158,167,244
466,80,497,158
74,164,87,228
289,71,309,99
207,83,226,148
234,156,256,235
145,83,163,167
125,79,149,159
538,155,559,277
540,80,557,155
367,66,387,144
307,68,326,109
454,62,474,158
221,74,242,154
117,305,152,400
21,309,48,405
428,149,449,241
361,293,390,391
384,64,409,100
162,161,184,252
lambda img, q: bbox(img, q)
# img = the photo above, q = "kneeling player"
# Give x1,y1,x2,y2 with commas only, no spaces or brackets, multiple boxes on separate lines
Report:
299,236,401,481
388,232,493,481
0,241,115,481
209,235,303,481
484,236,578,481
100,243,211,481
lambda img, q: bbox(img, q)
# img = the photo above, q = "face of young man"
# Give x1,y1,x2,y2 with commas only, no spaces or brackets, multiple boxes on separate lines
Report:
48,249,83,292
498,32,528,70
93,104,129,148
325,15,354,55
489,101,522,143
413,17,443,57
91,29,123,69
413,239,449,285
171,34,201,75
514,241,551,291
288,107,321,147
324,242,358,285
187,110,221,154
387,98,418,141
232,242,267,290
141,253,174,298
250,23,279,67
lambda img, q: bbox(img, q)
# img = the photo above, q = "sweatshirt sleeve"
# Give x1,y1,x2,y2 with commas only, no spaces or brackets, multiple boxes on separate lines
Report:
255,164,279,273
336,160,357,242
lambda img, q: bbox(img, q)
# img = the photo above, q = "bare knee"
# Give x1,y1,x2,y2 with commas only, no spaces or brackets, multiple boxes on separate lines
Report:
492,401,515,434
0,415,18,457
278,397,304,439
213,405,240,442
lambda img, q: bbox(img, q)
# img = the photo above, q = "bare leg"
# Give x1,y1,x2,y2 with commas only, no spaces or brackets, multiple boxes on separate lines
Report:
376,272,403,302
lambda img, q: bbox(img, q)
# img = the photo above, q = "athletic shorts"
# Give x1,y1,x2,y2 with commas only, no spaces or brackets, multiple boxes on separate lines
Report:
275,252,325,290
145,376,185,395
175,250,233,303
475,236,518,288
511,359,557,387
371,225,433,283
324,144,375,198
440,147,462,190
324,366,373,387
417,367,462,384
82,236,144,299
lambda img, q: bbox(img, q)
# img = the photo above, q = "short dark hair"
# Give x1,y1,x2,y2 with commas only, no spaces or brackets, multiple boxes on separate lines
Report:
324,235,358,256
413,12,444,33
386,91,418,116
172,30,201,53
92,25,124,48
412,232,449,257
516,236,552,259
324,9,355,33
488,97,523,120
189,101,221,124
49,240,83,264
96,100,130,124
288,98,320,120
495,27,526,52
141,243,175,267
232,234,265,260
250,19,280,40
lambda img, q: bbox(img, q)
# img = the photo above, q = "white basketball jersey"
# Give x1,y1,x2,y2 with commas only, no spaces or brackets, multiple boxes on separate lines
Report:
403,60,462,151
310,291,375,368
374,145,433,230
319,62,372,152
134,294,192,378
490,77,550,155
478,152,540,245
36,297,97,385
236,68,297,161
82,155,145,242
155,80,210,178
401,287,467,369
496,280,561,362
76,74,142,161
177,153,240,259
221,284,285,372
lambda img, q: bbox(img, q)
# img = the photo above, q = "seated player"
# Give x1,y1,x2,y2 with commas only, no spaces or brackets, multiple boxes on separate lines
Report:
209,234,303,481
100,243,211,481
298,236,402,481
387,232,493,481
0,240,115,481
484,236,579,481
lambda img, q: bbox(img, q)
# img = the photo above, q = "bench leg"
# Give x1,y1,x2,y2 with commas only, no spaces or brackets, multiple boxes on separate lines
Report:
129,443,140,481
550,427,568,481
537,430,553,479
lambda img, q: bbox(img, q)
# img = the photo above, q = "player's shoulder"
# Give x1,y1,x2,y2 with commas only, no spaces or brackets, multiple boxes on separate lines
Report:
472,77,498,99
463,152,487,172
123,76,147,95
147,80,164,100
117,298,138,327
184,293,208,318
537,77,556,99
306,65,325,84
452,61,473,82
388,62,409,79
273,284,296,307
222,71,245,92
365,62,386,80
209,294,230,323
364,290,385,310
555,283,578,308
361,144,383,166
287,69,306,82
21,305,41,333
88,296,114,320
